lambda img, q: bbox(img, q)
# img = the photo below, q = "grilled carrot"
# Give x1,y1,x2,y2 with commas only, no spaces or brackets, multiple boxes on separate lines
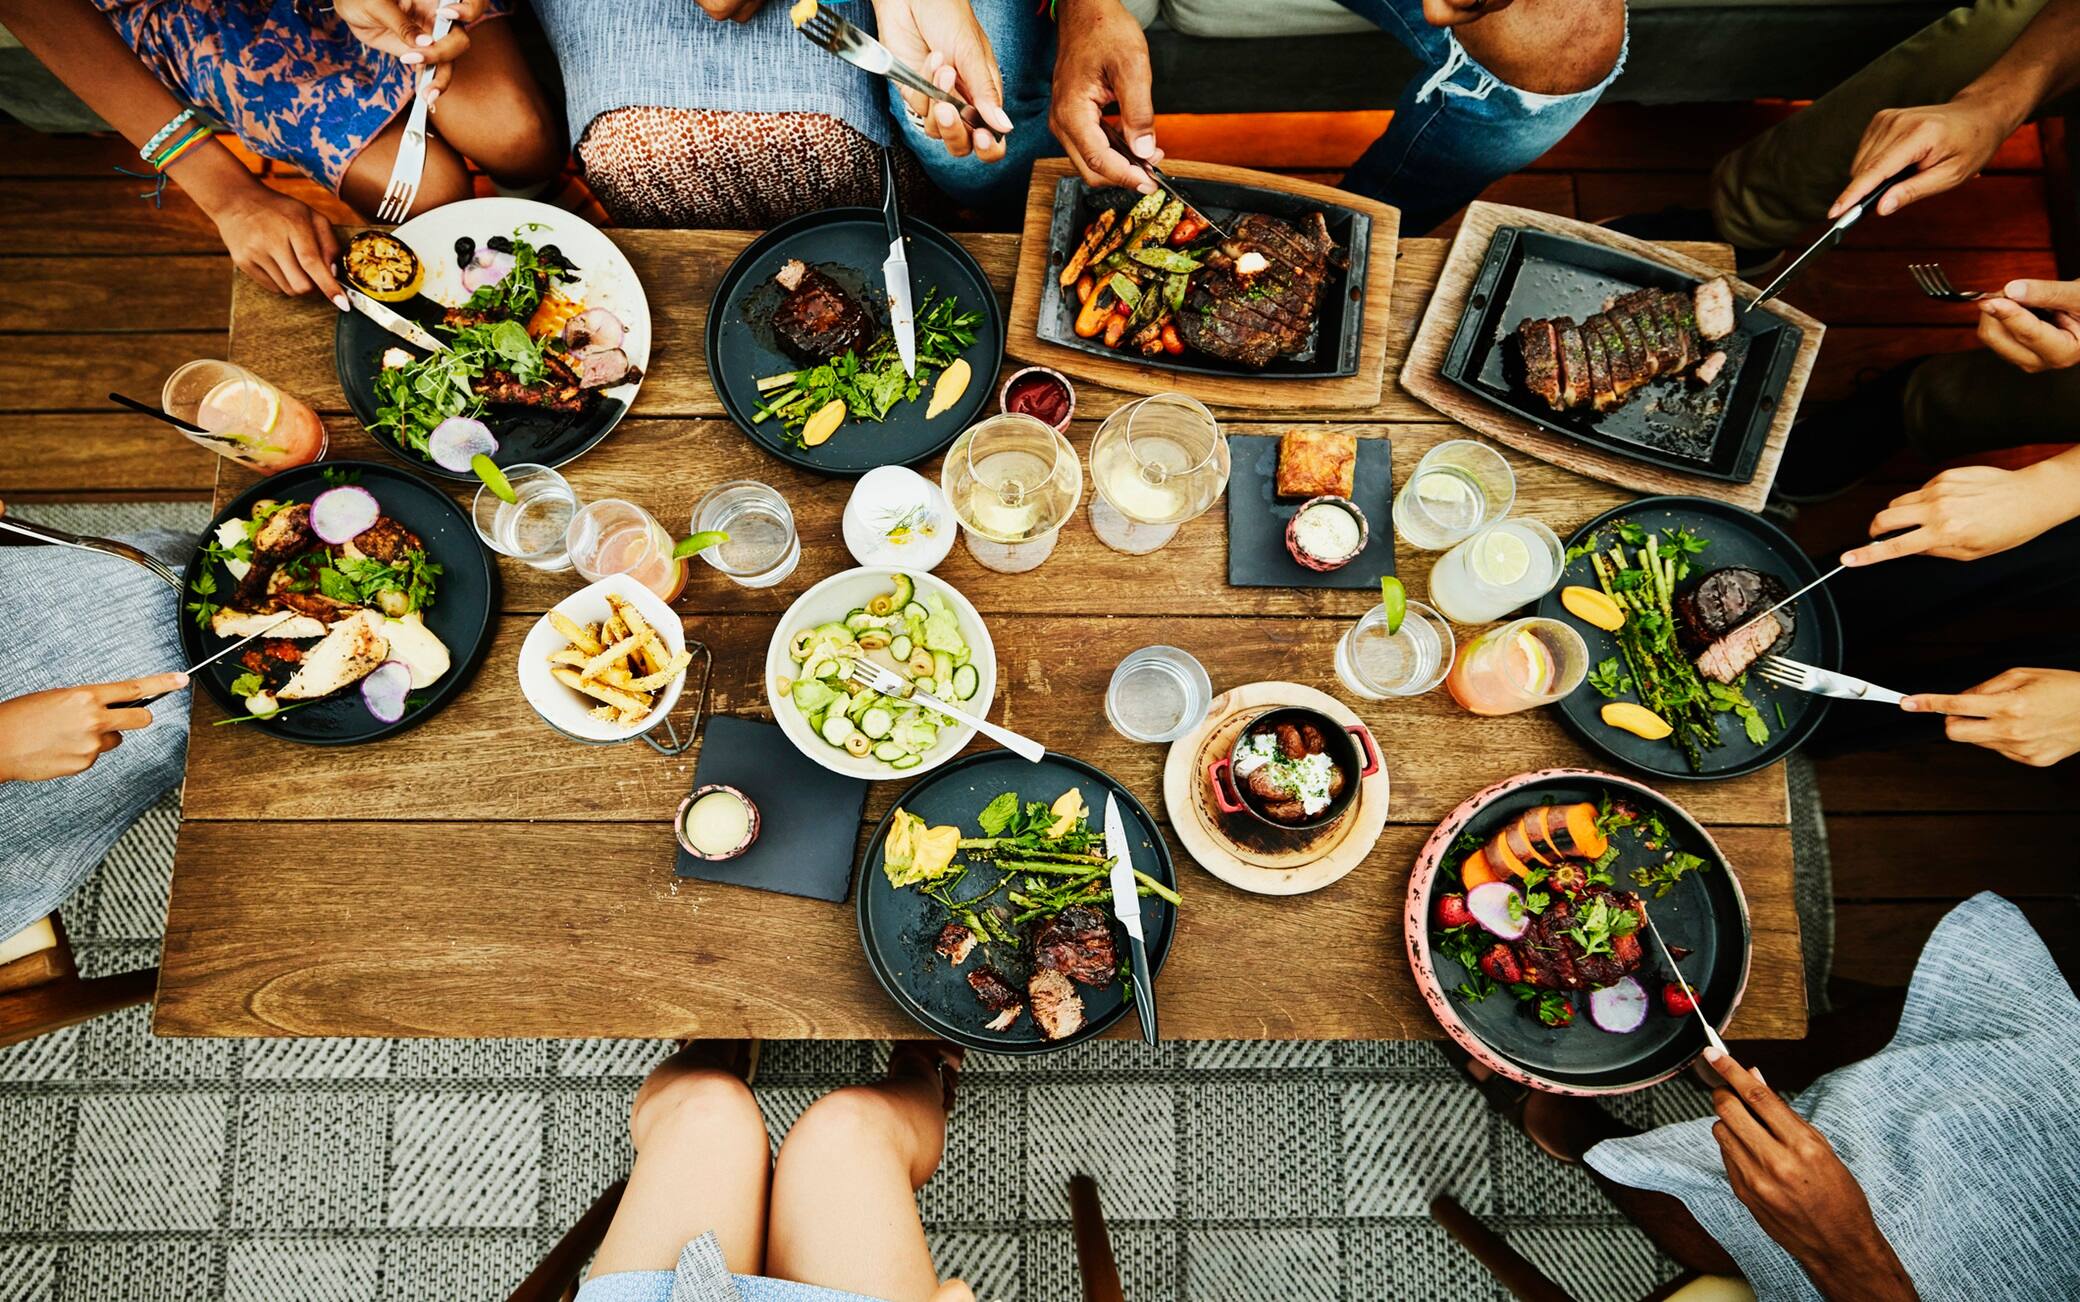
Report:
1160,320,1185,355
1058,208,1117,286
1075,273,1096,304
1073,288,1111,338
1102,303,1131,348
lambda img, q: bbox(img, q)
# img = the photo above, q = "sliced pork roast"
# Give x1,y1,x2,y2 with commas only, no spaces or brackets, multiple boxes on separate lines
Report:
966,966,1025,1032
1512,277,1739,415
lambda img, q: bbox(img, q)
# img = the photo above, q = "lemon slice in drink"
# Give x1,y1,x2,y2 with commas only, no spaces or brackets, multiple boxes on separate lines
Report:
1471,526,1532,587
198,377,280,437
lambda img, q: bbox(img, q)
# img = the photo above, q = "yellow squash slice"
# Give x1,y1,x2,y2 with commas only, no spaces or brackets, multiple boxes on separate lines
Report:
1601,701,1673,741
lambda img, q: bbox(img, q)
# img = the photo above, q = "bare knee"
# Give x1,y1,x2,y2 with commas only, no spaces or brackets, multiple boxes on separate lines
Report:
445,78,565,184
630,1067,766,1159
781,1086,942,1189
1458,0,1625,98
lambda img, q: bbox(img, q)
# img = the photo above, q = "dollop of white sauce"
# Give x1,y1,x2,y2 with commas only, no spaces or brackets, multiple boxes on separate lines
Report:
1231,733,1338,814
215,519,252,580
1293,502,1362,561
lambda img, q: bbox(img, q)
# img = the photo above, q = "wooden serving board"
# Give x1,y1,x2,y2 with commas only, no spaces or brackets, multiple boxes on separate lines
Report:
1008,158,1400,411
1398,202,1826,512
1162,681,1390,896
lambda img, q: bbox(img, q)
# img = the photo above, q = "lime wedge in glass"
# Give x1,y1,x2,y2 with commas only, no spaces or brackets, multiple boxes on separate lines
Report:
1472,526,1531,587
471,454,515,504
1379,576,1406,636
673,530,729,561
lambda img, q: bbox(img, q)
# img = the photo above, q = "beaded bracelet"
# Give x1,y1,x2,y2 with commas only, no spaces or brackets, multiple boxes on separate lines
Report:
139,107,198,161
152,123,214,171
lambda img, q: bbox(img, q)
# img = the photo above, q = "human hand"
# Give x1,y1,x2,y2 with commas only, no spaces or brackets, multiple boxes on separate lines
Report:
1830,97,2015,219
874,0,1014,162
1422,0,1518,26
1842,463,2076,567
206,183,349,308
1704,1050,1919,1300
335,0,482,97
696,0,767,19
1977,278,2080,373
1903,667,2080,767
0,675,190,783
1050,0,1161,193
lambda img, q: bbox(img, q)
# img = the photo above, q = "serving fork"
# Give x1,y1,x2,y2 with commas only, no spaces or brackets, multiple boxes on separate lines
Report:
0,515,182,590
1755,654,1904,706
841,658,1044,762
795,5,1004,138
1908,262,1988,303
376,9,455,223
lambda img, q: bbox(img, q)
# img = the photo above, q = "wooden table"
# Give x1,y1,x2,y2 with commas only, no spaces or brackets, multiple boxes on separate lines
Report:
156,230,1808,1042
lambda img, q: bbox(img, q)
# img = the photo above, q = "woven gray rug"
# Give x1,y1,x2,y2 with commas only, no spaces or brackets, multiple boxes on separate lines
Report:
0,502,1834,1301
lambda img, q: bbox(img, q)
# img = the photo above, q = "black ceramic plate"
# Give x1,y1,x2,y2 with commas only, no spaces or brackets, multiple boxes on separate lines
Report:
857,750,1177,1055
177,461,497,745
1413,771,1750,1091
1537,496,1841,781
707,208,1005,477
1036,176,1369,378
1225,433,1395,589
1440,227,1803,483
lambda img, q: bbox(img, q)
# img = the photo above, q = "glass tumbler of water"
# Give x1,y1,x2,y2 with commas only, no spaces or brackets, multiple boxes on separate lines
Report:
471,463,578,571
1105,646,1213,743
1087,394,1230,555
1392,439,1514,551
690,481,800,588
1335,599,1454,700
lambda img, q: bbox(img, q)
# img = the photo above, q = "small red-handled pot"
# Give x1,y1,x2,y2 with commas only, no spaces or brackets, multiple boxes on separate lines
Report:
1206,706,1380,832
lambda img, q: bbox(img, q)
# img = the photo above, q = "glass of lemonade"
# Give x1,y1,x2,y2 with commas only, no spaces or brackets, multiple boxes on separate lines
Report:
566,499,686,602
691,481,800,588
1428,518,1564,624
1336,599,1454,699
1447,616,1589,716
1087,394,1230,555
1105,645,1213,742
1393,438,1514,551
472,464,579,572
162,359,327,472
941,413,1082,573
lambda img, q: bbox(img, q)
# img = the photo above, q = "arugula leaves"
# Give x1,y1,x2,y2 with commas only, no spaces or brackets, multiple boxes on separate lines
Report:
752,289,982,442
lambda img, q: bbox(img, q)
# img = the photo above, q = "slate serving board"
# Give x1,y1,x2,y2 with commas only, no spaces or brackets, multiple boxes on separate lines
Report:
674,716,868,902
1224,433,1394,589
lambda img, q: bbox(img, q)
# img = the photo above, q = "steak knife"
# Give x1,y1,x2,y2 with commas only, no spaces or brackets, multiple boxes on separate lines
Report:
1641,911,1727,1058
880,148,916,379
346,286,443,354
1747,165,1918,313
1104,793,1159,1044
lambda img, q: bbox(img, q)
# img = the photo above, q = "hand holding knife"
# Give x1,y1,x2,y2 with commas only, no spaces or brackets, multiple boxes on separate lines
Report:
1104,793,1159,1044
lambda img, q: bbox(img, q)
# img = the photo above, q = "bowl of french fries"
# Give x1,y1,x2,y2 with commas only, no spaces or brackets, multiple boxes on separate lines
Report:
519,574,693,743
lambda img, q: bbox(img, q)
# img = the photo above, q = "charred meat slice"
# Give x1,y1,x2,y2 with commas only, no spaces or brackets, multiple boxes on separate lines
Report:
252,501,315,562
1031,906,1117,987
475,351,588,413
1675,566,1795,683
1582,324,1618,412
1694,276,1737,341
1176,213,1336,369
1518,318,1564,409
771,259,874,363
1556,321,1592,409
1696,613,1783,684
1504,887,1649,992
1028,969,1085,1040
936,923,979,967
967,966,1024,1031
1597,317,1645,402
1514,278,1741,414
346,516,425,565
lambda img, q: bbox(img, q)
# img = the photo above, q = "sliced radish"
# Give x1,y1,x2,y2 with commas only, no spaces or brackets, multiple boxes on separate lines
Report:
1465,881,1528,940
574,347,631,390
564,307,624,353
360,659,412,723
460,249,515,291
1587,977,1649,1034
309,485,380,544
428,416,497,472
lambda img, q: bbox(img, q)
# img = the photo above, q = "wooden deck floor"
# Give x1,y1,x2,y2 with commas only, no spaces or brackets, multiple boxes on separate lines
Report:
2,106,2074,985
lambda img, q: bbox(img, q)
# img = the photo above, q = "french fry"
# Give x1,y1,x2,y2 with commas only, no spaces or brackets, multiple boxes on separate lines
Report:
552,666,650,715
588,704,621,723
547,646,590,669
619,604,659,673
549,612,602,656
580,633,643,681
625,647,692,692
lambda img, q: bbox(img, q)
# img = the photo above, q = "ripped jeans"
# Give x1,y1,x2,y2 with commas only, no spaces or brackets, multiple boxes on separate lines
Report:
1333,0,1626,234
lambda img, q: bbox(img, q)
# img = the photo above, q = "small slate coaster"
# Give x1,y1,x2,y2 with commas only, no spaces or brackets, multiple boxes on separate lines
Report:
674,715,867,903
1225,433,1395,588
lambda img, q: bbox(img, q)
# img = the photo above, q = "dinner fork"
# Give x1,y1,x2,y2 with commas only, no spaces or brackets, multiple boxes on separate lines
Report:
1755,654,1904,706
1907,262,1988,303
841,658,1044,762
0,516,183,590
376,9,455,223
795,5,1003,137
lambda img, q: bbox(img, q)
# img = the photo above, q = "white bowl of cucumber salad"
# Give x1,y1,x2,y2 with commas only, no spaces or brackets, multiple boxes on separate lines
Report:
766,567,997,780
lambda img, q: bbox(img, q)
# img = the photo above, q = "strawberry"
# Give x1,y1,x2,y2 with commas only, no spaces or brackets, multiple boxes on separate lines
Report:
1662,982,1699,1017
1478,944,1523,984
1434,893,1475,930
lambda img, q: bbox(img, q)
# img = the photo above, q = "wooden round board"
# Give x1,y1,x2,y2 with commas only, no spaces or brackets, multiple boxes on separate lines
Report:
1161,681,1389,895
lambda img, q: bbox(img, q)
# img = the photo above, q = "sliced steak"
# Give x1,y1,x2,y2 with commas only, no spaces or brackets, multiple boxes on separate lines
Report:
1556,321,1593,409
1696,613,1783,684
1518,318,1563,409
1031,906,1117,987
771,258,874,363
1582,323,1619,412
1176,213,1335,369
1693,276,1737,341
1512,278,1734,414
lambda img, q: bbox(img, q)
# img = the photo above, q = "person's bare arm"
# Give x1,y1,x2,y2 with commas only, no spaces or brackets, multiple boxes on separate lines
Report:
1833,0,2080,216
0,0,347,305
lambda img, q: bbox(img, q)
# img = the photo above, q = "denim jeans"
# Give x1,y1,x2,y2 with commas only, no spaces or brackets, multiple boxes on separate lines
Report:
898,1,1622,232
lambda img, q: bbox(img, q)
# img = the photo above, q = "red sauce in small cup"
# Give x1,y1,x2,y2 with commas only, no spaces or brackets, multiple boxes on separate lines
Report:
1004,372,1071,427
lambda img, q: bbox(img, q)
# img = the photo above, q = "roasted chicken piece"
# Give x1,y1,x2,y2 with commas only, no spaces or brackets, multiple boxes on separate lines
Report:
1027,969,1085,1040
278,614,388,700
936,923,978,967
966,966,1024,1032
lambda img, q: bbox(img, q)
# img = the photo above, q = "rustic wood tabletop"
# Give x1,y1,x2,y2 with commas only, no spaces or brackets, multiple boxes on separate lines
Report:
156,229,1807,1042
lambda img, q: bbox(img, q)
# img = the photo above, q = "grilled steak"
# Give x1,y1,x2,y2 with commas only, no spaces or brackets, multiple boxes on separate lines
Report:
936,923,978,967
1676,566,1795,683
1512,278,1739,415
1031,906,1116,987
1175,212,1338,369
1028,969,1085,1040
1494,887,1648,992
967,966,1024,1031
771,258,874,363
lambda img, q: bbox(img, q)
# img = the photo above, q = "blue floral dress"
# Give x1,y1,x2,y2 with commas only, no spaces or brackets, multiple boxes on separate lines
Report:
89,0,511,190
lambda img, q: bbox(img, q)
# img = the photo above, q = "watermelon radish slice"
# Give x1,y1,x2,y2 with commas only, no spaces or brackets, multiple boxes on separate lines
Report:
1465,881,1528,940
460,249,515,292
360,659,412,723
309,485,380,544
1588,977,1649,1033
428,416,497,472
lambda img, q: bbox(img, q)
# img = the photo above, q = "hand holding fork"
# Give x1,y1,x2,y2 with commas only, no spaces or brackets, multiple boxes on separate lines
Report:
363,0,465,222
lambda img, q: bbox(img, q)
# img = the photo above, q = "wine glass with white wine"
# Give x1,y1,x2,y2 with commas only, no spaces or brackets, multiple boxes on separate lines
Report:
941,413,1082,573
1087,393,1230,555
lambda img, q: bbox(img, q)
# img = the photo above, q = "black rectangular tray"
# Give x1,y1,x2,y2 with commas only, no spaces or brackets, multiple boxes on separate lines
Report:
1035,176,1370,379
1439,227,1803,483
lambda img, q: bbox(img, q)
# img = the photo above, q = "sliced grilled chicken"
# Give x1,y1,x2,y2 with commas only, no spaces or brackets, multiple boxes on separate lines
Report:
278,614,389,700
210,609,326,640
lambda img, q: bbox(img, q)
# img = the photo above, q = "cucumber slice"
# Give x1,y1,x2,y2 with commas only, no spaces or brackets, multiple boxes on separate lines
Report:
902,601,928,623
872,740,907,762
843,611,876,633
819,715,855,747
803,656,835,682
845,691,879,722
889,634,912,661
889,753,922,770
888,573,915,609
932,651,953,683
860,707,894,739
952,664,979,700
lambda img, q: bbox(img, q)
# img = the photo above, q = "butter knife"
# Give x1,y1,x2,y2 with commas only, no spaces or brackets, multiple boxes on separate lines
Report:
1105,792,1158,1045
346,285,443,353
880,148,915,379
